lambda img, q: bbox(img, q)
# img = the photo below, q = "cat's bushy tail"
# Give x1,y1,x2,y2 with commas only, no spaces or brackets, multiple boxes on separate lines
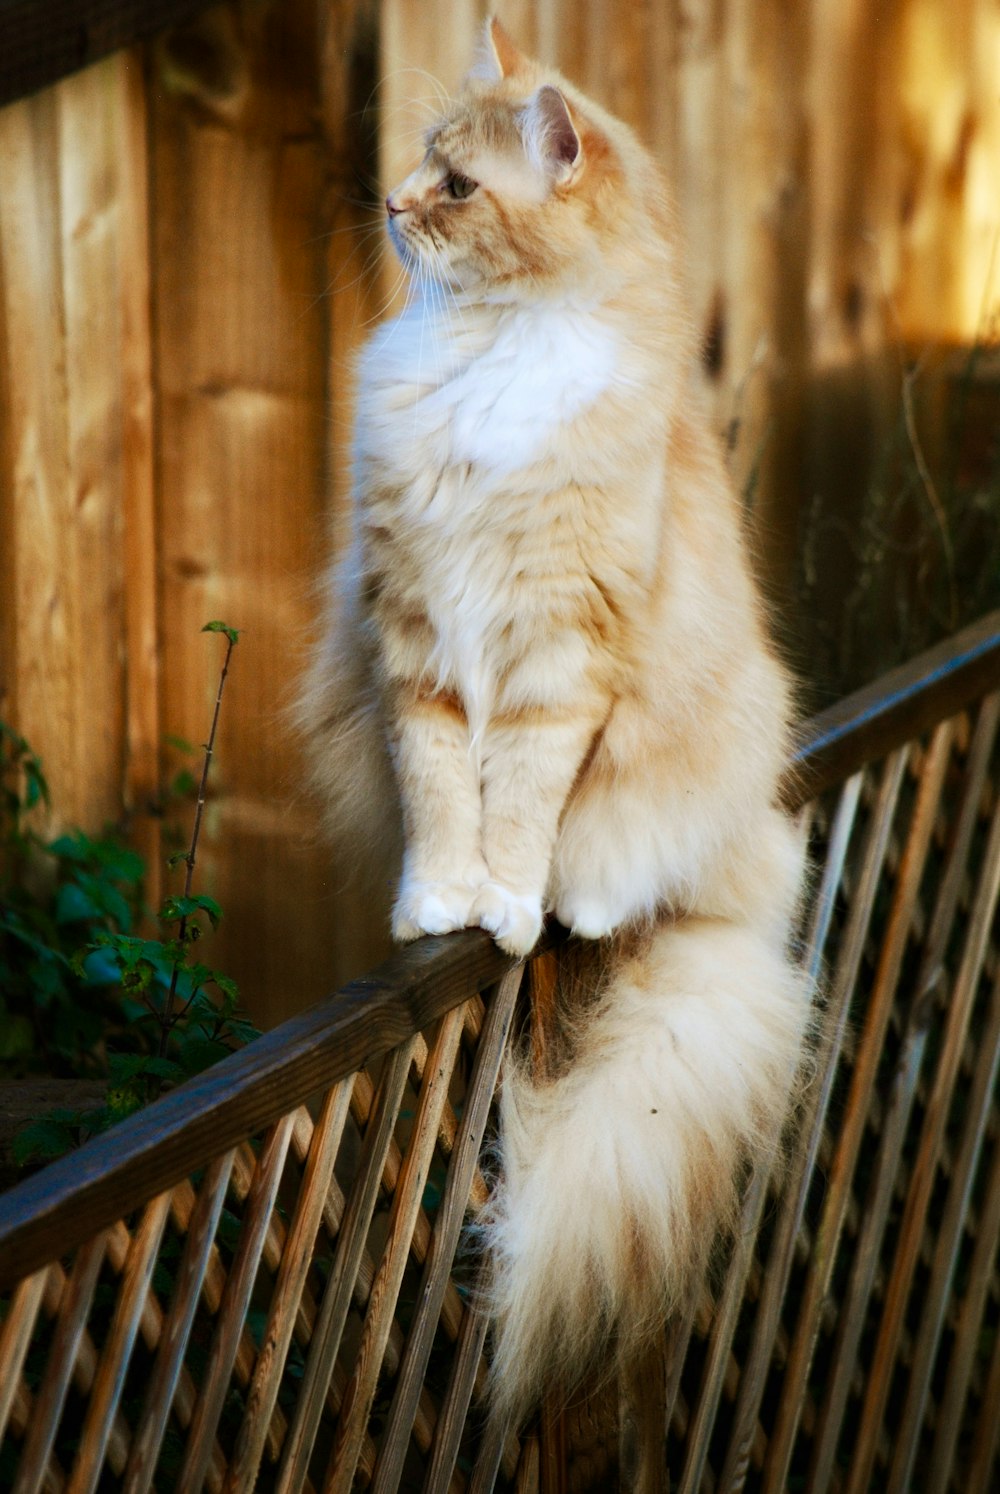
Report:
480,914,810,1423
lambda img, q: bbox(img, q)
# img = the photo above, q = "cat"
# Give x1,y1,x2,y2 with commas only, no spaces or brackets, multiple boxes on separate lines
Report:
297,16,812,1425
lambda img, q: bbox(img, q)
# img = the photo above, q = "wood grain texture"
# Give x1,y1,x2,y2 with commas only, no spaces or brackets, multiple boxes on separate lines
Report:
147,0,343,1020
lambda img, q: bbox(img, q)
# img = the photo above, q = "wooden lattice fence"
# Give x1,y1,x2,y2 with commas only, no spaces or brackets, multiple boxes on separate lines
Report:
1,612,999,1492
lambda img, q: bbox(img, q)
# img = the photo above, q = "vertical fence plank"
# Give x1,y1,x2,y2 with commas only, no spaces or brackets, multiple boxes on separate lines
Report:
0,85,75,825
116,45,162,897
0,49,157,833
147,0,336,1024
55,56,132,832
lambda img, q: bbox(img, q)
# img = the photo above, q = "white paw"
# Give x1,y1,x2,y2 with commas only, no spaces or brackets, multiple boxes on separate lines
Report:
470,882,543,957
553,891,622,940
392,877,482,942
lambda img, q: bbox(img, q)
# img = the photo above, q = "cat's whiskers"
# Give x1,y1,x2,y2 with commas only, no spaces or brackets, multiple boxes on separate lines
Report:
296,224,400,332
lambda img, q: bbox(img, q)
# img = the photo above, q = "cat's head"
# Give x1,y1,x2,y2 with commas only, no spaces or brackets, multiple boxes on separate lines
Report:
384,17,665,301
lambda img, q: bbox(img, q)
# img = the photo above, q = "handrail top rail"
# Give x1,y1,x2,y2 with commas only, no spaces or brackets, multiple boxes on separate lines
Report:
0,610,998,1291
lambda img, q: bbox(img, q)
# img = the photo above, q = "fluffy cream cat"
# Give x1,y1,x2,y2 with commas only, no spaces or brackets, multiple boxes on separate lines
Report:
298,17,811,1423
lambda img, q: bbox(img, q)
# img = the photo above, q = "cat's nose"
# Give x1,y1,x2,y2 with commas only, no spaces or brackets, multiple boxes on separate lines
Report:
386,194,403,217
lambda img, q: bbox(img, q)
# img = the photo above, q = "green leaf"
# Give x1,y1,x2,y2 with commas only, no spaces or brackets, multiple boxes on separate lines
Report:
167,850,191,870
89,932,143,968
106,1084,146,1122
160,894,222,930
55,881,102,925
23,758,49,809
211,972,239,1001
92,842,145,884
202,620,241,645
221,1016,260,1047
120,961,155,993
48,831,93,864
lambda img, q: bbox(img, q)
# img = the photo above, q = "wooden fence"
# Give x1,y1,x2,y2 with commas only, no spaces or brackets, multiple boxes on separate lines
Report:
1,611,999,1491
1,0,999,1029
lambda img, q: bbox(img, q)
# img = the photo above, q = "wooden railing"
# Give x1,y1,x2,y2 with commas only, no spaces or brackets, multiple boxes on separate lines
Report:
1,610,999,1493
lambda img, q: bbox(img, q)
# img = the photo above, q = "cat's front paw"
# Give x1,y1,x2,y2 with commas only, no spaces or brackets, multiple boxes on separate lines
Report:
392,877,482,942
470,882,543,957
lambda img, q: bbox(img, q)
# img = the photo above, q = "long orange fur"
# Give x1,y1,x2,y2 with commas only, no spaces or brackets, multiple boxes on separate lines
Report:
297,17,812,1424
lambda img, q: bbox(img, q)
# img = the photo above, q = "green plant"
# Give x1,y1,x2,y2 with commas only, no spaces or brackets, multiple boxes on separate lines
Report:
1,622,260,1166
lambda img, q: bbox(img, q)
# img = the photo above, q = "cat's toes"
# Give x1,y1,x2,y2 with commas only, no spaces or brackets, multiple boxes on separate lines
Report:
553,891,621,941
470,882,543,957
391,878,481,942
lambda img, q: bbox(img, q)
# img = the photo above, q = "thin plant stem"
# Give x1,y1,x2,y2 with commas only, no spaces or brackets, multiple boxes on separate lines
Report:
159,632,237,1057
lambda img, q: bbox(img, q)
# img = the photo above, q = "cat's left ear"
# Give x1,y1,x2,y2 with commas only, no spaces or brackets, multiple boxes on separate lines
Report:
469,16,528,83
520,85,582,185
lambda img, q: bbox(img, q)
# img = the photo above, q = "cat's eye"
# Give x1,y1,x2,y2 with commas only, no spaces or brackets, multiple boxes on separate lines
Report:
445,173,478,200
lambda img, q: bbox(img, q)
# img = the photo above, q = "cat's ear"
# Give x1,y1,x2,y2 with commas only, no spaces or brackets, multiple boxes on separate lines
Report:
470,16,528,83
520,85,582,185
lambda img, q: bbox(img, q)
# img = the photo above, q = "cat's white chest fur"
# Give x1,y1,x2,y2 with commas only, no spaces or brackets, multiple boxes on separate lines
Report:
365,297,619,477
360,297,620,744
